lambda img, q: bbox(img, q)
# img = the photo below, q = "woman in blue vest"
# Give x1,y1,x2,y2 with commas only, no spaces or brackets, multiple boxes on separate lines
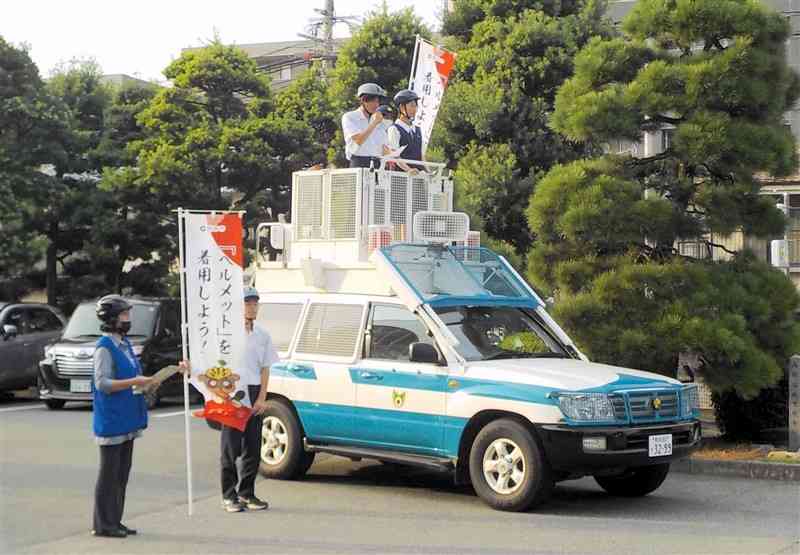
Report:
91,294,152,538
387,89,425,174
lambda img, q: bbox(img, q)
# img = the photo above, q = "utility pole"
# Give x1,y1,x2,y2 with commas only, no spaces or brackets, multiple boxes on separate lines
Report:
298,0,359,76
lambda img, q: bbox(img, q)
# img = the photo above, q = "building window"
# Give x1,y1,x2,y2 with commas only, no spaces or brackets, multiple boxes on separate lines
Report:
662,128,675,151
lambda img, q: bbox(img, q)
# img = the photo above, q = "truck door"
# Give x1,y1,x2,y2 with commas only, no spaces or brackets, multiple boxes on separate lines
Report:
351,303,447,455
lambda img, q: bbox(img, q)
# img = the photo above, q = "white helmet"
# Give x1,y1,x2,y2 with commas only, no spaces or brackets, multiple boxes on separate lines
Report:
356,83,387,99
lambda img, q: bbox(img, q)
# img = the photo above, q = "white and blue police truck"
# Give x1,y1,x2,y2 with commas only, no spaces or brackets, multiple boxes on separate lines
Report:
250,161,701,512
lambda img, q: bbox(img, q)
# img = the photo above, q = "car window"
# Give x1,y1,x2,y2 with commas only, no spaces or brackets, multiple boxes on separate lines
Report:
158,302,180,337
27,308,63,333
4,308,28,335
367,304,434,361
295,303,363,358
257,303,304,351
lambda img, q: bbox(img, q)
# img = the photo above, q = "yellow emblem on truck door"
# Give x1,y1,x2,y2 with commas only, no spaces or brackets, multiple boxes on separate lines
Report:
392,390,406,408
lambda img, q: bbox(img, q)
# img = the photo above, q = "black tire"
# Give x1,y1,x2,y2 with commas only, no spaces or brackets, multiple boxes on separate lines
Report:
44,398,66,410
258,399,310,480
468,418,553,512
594,464,670,497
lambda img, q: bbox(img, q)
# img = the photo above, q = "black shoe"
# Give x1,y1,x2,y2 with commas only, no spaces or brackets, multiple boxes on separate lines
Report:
120,524,137,535
91,528,127,538
222,498,244,513
239,495,269,511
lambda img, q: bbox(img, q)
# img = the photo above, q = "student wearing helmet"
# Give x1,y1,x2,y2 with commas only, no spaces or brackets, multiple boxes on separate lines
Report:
91,295,154,538
387,89,425,174
341,82,391,168
180,286,279,513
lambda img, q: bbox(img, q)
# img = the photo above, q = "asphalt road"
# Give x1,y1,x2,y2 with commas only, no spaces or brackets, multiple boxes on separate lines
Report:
1,394,799,555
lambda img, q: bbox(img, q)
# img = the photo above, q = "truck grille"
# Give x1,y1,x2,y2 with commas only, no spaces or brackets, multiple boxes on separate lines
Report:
611,390,680,423
55,354,94,378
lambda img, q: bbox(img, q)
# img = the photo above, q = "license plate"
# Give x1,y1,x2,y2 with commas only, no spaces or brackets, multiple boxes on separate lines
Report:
70,380,91,393
649,434,673,457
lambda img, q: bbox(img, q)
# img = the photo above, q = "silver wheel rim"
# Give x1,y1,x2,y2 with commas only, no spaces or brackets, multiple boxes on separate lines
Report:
261,416,289,465
482,438,526,495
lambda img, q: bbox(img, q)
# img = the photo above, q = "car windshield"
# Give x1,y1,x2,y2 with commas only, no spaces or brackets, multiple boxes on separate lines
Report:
433,306,568,362
63,302,158,340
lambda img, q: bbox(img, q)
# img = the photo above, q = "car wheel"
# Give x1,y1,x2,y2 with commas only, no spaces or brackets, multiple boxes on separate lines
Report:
45,399,66,410
468,418,553,512
594,464,670,497
259,400,309,480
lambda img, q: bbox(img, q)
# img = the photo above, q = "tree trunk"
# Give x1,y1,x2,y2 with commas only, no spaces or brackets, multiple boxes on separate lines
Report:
46,221,58,306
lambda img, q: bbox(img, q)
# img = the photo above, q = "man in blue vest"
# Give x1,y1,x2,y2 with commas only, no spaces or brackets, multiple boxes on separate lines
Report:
92,295,153,538
387,89,425,174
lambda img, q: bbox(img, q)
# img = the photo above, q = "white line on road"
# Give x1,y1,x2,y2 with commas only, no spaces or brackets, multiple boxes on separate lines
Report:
0,404,42,413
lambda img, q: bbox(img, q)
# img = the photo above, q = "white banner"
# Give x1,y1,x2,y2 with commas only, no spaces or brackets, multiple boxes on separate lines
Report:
409,36,457,154
182,212,251,430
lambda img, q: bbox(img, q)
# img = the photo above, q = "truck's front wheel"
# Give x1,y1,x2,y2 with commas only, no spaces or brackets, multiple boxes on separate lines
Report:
258,400,314,480
468,418,553,512
594,463,670,497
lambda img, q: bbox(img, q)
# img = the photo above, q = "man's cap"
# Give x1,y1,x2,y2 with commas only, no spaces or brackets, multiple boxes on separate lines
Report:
393,89,420,106
357,83,387,98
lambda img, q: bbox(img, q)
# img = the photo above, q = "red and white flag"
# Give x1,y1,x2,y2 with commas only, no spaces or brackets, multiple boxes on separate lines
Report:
181,212,251,431
409,36,457,154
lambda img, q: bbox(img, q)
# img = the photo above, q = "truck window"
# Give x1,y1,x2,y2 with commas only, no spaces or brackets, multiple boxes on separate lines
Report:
257,303,304,352
367,304,434,361
295,303,363,358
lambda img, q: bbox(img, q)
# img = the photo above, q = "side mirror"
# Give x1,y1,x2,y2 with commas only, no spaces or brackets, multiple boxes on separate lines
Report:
409,342,441,364
2,324,19,340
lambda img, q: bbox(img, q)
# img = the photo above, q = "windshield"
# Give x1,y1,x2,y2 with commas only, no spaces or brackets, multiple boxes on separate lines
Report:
433,306,568,362
63,302,158,340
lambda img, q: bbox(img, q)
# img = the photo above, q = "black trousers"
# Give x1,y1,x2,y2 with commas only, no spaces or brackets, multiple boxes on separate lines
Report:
220,385,263,500
349,155,381,168
93,439,134,533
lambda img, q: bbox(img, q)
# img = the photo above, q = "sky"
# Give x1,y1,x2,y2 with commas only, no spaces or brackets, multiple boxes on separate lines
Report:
2,0,442,83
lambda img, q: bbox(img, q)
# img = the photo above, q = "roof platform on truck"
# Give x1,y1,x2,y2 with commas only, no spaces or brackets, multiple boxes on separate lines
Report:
252,161,481,296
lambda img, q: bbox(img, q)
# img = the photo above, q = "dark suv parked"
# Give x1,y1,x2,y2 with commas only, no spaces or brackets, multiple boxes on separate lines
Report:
0,303,66,393
38,297,186,409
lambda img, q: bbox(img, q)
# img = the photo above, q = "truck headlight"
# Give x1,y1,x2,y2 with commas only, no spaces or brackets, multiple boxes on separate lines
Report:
681,385,699,417
44,345,55,361
556,392,615,421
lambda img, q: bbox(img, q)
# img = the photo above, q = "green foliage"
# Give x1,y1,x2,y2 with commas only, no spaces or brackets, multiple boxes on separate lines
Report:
436,0,613,252
276,63,339,165
134,41,315,223
532,0,800,408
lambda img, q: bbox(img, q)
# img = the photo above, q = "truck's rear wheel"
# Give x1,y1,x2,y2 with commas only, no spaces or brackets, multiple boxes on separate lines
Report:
258,400,311,480
594,463,670,497
468,418,553,512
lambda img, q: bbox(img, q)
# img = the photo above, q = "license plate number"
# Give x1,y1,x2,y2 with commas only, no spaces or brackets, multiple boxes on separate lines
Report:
70,380,91,393
649,434,673,457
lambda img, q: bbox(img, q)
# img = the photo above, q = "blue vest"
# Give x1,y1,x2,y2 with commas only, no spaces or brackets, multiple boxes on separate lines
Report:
92,336,148,437
393,122,423,166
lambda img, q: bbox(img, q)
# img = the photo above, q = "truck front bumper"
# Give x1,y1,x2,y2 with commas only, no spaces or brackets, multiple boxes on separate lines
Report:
537,420,701,474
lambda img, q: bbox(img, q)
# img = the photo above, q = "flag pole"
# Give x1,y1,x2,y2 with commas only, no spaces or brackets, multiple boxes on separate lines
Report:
177,208,194,516
409,34,422,90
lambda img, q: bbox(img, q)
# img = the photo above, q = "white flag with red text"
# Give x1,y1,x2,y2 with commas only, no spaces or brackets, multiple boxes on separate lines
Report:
182,212,251,431
409,36,457,155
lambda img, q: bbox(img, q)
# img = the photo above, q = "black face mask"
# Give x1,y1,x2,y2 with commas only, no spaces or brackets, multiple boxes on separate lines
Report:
117,321,132,335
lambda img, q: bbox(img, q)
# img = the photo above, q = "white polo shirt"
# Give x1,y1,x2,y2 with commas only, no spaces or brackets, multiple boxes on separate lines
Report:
239,323,279,387
342,108,387,160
